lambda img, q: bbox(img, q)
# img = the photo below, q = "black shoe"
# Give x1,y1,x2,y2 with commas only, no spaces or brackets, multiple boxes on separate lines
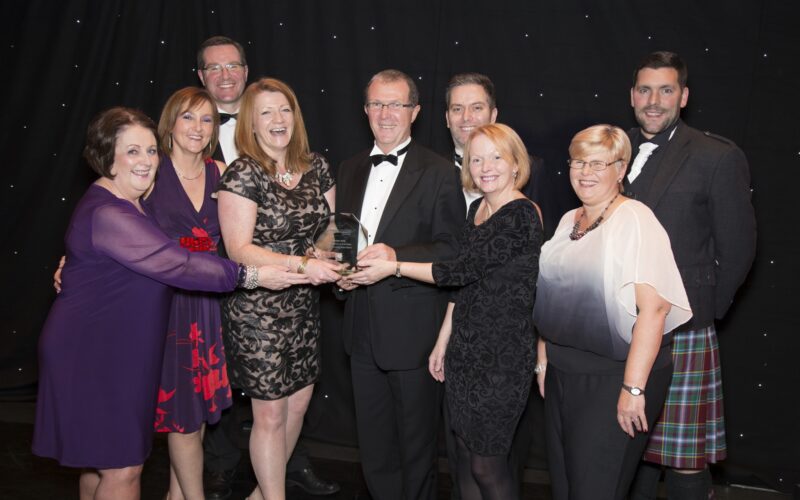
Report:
205,469,235,500
287,467,341,496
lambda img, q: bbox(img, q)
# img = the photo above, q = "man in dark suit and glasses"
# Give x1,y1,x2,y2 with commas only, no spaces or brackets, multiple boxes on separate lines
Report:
624,51,756,500
336,69,464,500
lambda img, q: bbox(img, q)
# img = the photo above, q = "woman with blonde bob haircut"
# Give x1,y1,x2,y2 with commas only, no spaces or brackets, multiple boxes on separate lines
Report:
354,123,544,499
461,123,530,193
218,77,341,500
567,124,631,185
533,124,692,500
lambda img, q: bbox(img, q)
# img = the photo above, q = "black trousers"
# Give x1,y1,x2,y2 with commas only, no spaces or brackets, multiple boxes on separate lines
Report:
350,344,442,500
544,363,672,500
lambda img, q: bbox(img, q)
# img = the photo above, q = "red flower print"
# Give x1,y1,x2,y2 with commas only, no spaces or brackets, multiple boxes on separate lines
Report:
157,388,176,403
179,227,218,252
208,343,220,366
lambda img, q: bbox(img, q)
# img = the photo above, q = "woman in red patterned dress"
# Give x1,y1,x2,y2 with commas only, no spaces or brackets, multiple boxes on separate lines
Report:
144,87,232,500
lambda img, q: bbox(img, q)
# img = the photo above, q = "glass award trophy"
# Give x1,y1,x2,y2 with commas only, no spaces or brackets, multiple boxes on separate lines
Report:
311,213,368,276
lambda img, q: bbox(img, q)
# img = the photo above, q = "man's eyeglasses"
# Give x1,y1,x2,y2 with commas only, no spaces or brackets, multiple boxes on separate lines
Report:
202,63,246,74
365,102,415,112
568,159,623,171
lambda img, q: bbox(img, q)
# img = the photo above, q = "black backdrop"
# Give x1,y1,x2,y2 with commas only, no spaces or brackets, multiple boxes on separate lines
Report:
2,0,798,493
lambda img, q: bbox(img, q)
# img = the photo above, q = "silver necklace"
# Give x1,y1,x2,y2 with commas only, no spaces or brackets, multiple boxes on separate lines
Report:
174,164,204,181
275,170,293,186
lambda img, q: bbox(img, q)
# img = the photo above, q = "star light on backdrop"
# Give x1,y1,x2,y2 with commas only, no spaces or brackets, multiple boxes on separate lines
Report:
2,4,797,493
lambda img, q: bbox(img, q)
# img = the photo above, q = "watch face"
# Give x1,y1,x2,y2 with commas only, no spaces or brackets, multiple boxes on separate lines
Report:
624,384,643,396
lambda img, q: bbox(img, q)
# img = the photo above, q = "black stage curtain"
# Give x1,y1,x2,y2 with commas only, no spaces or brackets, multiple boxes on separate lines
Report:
1,0,798,492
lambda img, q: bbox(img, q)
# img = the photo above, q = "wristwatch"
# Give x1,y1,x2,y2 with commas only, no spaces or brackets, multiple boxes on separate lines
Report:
622,384,644,396
395,262,402,278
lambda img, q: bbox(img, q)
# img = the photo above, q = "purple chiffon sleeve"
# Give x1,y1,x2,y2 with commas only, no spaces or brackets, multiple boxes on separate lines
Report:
91,201,239,292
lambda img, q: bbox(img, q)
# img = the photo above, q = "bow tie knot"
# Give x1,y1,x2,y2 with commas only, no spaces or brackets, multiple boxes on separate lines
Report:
219,112,238,125
370,144,410,167
371,153,398,166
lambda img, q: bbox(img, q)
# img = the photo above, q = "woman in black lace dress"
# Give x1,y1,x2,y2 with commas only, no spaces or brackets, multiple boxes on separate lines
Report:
355,123,543,500
217,78,342,500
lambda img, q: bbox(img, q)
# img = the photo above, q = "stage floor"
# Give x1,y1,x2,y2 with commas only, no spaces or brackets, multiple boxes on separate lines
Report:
0,401,786,499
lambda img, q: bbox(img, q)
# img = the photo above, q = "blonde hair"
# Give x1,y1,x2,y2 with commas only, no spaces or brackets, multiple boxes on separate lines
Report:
462,123,530,191
158,87,219,157
235,78,312,175
568,124,632,165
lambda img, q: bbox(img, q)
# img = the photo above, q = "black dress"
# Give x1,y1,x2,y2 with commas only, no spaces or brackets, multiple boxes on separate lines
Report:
432,198,543,455
217,153,334,400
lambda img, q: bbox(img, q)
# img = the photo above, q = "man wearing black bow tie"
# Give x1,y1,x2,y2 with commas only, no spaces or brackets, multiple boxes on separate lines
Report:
196,36,249,164
336,69,464,500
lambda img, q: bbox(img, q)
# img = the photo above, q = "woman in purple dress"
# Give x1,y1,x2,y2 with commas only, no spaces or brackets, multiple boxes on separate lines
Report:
143,87,228,500
32,107,302,500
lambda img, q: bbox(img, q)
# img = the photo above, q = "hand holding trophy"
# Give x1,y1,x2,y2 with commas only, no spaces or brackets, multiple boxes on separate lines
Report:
311,213,369,276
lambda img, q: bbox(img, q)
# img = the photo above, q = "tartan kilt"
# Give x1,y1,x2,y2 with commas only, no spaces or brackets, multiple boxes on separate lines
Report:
642,326,726,469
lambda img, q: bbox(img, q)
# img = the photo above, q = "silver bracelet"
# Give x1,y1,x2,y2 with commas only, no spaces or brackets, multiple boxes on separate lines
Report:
243,265,259,289
534,362,547,375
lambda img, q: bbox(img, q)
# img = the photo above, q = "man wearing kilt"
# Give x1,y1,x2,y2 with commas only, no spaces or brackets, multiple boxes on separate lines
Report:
623,51,756,499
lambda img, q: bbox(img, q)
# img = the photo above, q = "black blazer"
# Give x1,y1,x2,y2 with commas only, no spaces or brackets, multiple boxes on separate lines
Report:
336,141,465,370
626,123,756,329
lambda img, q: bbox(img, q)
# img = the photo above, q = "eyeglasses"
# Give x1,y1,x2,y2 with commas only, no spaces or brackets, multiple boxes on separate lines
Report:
568,159,623,171
365,102,415,111
202,63,246,74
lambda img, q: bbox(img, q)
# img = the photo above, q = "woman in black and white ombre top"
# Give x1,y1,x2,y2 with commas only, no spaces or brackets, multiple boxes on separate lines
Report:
533,125,692,500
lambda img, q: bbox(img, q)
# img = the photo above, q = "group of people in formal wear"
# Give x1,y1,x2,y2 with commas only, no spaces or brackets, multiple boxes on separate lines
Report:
32,34,755,500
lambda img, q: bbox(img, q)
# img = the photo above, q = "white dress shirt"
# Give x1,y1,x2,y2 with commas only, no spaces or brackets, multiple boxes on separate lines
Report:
454,146,483,211
358,138,411,249
217,109,239,164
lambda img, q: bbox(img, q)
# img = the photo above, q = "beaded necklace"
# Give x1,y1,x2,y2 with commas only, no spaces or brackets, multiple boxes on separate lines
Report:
569,193,618,241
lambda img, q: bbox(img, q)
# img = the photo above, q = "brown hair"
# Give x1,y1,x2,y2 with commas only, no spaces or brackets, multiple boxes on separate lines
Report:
633,51,688,88
158,87,219,156
235,78,312,175
196,35,247,70
445,72,496,109
364,69,419,106
462,123,530,191
83,107,157,178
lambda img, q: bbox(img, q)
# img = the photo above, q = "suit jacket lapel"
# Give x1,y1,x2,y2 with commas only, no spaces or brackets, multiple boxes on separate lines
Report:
211,144,225,163
375,142,424,242
644,125,691,209
342,154,372,219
